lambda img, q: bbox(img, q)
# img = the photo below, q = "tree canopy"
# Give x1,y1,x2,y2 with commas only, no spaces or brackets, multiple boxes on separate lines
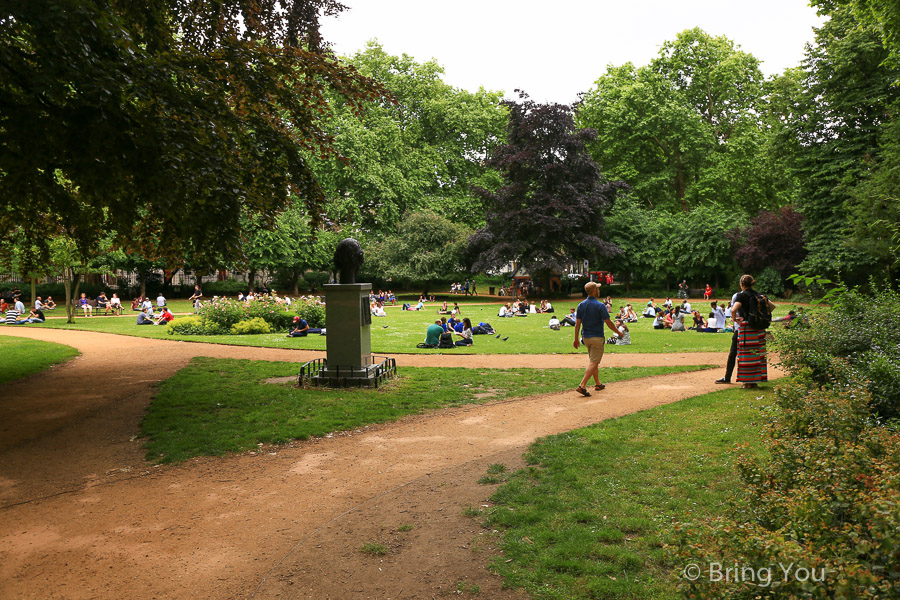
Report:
0,0,384,266
469,94,627,286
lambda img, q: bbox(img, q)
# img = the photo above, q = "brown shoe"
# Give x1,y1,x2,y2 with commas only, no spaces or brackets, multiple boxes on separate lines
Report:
576,386,591,397
594,384,606,391
715,377,731,384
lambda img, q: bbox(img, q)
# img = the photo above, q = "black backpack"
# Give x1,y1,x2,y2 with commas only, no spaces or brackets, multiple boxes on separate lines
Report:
437,332,456,349
746,291,773,330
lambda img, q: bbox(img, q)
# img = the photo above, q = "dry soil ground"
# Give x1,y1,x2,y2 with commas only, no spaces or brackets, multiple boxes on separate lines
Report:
0,327,778,599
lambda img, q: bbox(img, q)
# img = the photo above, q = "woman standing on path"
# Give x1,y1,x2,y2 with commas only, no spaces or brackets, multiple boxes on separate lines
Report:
730,274,767,389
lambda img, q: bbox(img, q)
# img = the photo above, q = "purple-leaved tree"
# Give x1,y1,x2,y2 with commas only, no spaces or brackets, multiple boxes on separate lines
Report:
468,93,628,292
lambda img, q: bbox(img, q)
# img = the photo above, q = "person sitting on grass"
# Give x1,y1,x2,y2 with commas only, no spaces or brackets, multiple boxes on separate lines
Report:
44,296,56,310
131,296,142,311
671,306,687,332
79,293,93,317
155,307,174,326
287,316,323,337
156,292,167,308
136,307,154,325
689,310,706,330
607,318,631,345
562,307,577,326
5,304,26,324
625,304,638,322
652,310,666,330
455,317,474,346
424,320,444,347
548,315,561,330
372,301,386,317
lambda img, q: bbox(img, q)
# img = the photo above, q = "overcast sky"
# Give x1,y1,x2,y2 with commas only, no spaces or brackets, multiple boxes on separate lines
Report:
320,1,827,104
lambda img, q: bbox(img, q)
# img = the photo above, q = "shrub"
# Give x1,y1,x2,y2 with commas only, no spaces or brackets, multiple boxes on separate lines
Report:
677,382,900,599
303,271,330,288
677,284,900,599
230,317,271,335
753,266,784,297
199,299,249,329
774,283,900,419
166,316,227,336
294,298,325,328
202,279,247,296
246,296,295,329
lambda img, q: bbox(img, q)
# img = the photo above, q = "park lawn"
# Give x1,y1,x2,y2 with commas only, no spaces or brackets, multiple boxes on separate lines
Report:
475,385,773,600
0,336,80,384
141,360,713,463
29,299,747,355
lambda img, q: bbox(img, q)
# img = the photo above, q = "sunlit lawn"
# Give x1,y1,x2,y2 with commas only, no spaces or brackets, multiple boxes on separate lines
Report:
0,336,80,384
24,296,800,355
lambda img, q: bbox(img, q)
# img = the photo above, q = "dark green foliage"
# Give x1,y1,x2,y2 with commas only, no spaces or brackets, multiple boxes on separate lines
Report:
775,284,900,418
753,267,784,297
369,210,470,286
0,0,384,264
202,279,249,296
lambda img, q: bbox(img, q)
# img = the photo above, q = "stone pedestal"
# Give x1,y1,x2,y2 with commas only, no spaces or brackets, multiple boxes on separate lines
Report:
323,283,372,368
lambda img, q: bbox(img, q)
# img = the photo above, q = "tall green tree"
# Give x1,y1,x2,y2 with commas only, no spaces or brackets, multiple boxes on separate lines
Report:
577,29,791,214
0,0,384,265
311,42,507,233
469,94,627,290
786,7,900,281
369,210,470,290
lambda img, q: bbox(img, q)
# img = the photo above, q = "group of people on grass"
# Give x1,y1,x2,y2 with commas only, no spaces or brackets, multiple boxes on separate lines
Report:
497,299,554,317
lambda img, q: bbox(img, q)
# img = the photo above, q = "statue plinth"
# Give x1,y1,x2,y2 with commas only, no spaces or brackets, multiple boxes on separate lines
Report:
323,283,372,369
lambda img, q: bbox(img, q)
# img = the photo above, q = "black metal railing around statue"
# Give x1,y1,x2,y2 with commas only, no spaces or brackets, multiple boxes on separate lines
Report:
298,356,397,388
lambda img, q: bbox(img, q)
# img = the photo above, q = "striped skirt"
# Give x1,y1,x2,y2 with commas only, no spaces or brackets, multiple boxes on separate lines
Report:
736,323,767,383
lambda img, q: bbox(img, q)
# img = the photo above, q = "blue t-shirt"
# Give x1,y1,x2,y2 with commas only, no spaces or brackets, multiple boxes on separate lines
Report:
575,296,610,339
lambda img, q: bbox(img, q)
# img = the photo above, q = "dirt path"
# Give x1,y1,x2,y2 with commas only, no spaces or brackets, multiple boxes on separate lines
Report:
0,328,781,599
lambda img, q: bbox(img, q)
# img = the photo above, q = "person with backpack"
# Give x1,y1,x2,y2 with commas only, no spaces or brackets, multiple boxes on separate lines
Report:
728,274,773,389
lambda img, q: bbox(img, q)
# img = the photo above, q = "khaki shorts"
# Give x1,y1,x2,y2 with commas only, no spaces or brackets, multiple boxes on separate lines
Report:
583,336,605,362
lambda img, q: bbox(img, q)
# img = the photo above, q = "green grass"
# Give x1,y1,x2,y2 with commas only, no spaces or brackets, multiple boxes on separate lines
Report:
0,336,80,384
359,542,389,556
141,359,712,463
480,386,773,600
29,297,766,354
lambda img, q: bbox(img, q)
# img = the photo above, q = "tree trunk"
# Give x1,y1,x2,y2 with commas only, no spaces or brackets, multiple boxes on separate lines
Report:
290,267,300,296
624,272,631,293
64,269,82,324
30,277,36,307
138,270,148,299
248,270,256,291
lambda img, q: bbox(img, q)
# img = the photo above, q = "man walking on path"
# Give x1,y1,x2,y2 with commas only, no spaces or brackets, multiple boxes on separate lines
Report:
573,281,621,396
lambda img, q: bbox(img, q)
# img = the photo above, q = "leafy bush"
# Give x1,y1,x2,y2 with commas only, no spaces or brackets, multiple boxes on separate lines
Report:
677,382,900,599
230,317,271,335
246,296,295,329
166,316,227,336
294,298,325,328
199,299,250,329
753,266,784,297
202,279,247,296
774,283,900,419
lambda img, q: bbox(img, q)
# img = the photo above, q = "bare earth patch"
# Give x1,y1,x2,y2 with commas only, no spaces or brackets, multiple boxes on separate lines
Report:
0,328,780,599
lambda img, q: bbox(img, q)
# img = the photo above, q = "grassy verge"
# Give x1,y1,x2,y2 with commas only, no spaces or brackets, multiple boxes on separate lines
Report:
32,299,747,354
142,359,712,463
0,336,80,384
476,386,773,600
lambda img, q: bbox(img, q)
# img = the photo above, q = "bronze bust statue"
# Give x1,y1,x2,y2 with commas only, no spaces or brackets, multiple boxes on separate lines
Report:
334,238,364,284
